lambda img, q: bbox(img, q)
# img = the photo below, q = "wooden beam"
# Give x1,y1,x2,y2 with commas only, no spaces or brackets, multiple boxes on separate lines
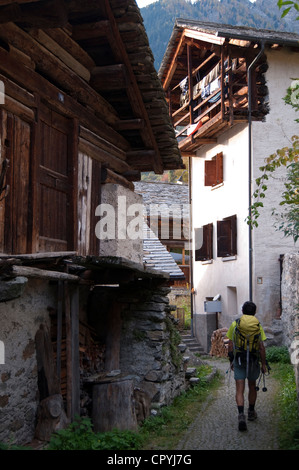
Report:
0,47,130,151
0,23,119,125
90,64,128,91
126,150,156,169
44,27,95,70
114,118,144,131
0,0,68,28
184,29,225,46
0,0,41,4
104,0,163,174
72,20,111,41
101,167,134,191
122,170,141,182
9,265,80,281
162,32,186,92
79,138,130,174
1,93,35,122
29,29,91,82
79,126,126,161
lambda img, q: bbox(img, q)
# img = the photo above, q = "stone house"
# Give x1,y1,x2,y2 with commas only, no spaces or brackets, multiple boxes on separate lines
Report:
159,20,299,351
0,0,187,446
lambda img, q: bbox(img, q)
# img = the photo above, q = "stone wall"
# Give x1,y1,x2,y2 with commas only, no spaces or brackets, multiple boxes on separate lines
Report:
0,275,188,445
99,184,144,264
281,252,299,407
119,284,187,410
281,253,299,348
0,278,57,445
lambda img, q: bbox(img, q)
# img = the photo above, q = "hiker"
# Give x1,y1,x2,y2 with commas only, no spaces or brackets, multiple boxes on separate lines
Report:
226,301,267,431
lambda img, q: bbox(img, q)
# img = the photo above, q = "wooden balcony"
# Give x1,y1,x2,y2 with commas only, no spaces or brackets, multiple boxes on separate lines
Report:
169,52,252,154
160,27,269,156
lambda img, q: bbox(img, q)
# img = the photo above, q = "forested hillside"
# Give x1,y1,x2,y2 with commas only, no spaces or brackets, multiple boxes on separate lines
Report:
141,0,298,71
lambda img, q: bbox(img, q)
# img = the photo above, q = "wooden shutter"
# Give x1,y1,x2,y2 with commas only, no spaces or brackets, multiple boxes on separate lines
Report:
205,152,223,186
204,159,216,186
195,223,213,261
215,152,223,185
217,215,237,257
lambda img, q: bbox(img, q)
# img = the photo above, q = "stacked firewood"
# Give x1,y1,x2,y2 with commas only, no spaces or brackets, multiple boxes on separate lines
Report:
79,322,105,375
209,327,229,358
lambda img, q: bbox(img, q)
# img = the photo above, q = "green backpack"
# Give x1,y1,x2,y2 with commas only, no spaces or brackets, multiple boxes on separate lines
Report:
232,315,261,376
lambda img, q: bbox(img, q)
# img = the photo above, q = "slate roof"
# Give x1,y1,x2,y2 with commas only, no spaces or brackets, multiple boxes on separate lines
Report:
142,222,185,279
159,18,299,78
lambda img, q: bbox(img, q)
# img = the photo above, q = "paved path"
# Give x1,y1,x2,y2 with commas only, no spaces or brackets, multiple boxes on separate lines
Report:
177,358,280,451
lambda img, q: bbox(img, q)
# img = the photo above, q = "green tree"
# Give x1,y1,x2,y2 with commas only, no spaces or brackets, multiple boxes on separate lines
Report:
277,0,299,18
248,4,299,242
248,84,299,243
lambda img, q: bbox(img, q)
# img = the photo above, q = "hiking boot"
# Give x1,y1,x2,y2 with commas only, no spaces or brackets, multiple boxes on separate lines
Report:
248,409,257,421
238,413,247,431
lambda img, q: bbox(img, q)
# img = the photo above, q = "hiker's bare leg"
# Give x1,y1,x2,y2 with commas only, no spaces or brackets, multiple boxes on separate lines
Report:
248,380,257,406
235,379,245,406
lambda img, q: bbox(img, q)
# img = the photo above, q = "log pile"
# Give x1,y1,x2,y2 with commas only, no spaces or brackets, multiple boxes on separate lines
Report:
50,312,105,403
209,327,229,358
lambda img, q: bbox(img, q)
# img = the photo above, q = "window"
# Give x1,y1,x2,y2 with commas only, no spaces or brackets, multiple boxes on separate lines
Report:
195,223,213,261
205,152,223,187
217,215,237,257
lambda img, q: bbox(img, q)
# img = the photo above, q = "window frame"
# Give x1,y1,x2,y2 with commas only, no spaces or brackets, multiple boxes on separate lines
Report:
195,223,213,261
217,214,237,258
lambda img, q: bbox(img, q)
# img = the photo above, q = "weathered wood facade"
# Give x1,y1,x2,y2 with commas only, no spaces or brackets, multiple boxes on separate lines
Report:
0,0,183,257
0,1,186,446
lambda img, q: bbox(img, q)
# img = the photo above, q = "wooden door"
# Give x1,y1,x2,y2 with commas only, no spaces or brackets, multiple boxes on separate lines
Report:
0,110,31,254
37,106,75,252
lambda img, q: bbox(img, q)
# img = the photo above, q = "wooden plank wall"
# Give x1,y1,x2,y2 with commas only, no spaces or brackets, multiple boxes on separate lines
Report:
0,23,106,256
0,110,31,254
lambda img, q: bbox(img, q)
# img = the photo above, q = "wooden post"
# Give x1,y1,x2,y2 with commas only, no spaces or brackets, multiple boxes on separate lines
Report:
105,302,122,371
228,47,234,126
56,280,63,387
187,44,194,126
64,282,72,419
64,282,80,420
71,284,80,419
70,118,79,252
92,379,138,433
221,47,225,120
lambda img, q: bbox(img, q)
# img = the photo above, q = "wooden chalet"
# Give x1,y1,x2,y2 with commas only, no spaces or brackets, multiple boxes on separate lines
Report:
0,0,183,257
158,19,299,155
0,0,187,446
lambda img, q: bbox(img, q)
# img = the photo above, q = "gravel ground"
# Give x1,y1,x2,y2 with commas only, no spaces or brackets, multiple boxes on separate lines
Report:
177,357,280,451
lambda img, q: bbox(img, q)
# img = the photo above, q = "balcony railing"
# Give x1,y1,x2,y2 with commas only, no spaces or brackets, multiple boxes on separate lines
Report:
169,51,249,154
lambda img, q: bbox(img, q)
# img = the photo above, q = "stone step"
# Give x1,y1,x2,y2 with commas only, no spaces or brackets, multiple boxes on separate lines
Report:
180,333,204,353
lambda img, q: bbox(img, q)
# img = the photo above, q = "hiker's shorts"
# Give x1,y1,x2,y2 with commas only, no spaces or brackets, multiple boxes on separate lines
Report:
233,358,260,381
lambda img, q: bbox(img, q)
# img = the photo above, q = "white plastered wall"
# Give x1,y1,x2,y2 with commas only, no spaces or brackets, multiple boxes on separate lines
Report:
251,47,298,325
192,46,298,332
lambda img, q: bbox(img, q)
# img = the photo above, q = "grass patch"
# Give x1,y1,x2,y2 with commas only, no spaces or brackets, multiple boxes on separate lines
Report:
0,363,218,451
267,346,299,450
